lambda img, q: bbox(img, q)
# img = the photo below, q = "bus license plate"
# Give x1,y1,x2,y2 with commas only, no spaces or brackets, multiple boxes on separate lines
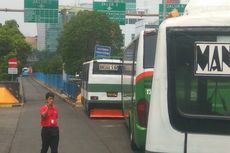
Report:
107,92,118,97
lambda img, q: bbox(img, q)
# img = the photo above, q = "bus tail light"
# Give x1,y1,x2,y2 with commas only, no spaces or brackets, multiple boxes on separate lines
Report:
137,99,149,128
90,96,98,100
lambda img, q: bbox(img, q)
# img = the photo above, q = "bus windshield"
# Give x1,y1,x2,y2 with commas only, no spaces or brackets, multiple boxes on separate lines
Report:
167,27,230,118
93,62,122,75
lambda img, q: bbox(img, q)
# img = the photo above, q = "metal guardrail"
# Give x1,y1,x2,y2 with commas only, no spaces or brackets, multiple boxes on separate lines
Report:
33,72,79,99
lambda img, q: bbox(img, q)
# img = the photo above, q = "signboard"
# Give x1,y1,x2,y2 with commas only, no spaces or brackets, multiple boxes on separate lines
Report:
8,58,18,74
8,68,18,75
99,64,119,71
180,0,190,4
195,42,230,76
24,0,58,23
94,44,111,58
165,0,180,3
8,58,18,68
93,2,126,25
159,4,186,24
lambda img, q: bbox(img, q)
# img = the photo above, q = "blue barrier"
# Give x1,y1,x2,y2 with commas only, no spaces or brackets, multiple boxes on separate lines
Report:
33,72,78,100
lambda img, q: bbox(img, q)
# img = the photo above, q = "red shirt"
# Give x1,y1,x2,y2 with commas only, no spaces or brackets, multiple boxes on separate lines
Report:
40,105,58,127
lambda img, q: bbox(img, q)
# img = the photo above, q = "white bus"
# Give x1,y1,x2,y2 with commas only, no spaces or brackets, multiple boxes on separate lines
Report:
122,29,157,149
146,0,230,153
81,58,123,118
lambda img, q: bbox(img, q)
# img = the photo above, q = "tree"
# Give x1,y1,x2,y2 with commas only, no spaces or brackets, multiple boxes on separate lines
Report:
0,20,32,80
32,52,63,74
57,10,123,74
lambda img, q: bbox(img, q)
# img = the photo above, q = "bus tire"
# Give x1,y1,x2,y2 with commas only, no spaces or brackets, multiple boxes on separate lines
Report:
130,131,138,150
86,103,91,117
129,118,138,150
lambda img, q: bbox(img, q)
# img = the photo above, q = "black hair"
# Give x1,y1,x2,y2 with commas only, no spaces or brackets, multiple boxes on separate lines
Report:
45,92,55,99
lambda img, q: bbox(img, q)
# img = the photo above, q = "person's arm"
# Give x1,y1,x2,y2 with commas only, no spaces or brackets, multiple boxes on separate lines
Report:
41,105,50,118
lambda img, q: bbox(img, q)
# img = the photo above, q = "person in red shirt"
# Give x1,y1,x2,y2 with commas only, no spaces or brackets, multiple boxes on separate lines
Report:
40,92,59,153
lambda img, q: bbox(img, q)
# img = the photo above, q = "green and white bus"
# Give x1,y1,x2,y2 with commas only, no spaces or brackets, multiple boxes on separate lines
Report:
146,0,230,153
122,29,157,149
81,58,123,118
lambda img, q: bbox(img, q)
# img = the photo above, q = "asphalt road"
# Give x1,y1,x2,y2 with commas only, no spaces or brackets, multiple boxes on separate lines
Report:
0,77,143,153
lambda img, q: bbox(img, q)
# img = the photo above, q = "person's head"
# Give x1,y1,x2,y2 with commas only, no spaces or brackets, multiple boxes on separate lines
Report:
45,92,55,106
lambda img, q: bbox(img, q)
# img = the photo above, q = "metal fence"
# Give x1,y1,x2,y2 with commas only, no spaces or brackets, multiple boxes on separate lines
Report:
33,72,79,99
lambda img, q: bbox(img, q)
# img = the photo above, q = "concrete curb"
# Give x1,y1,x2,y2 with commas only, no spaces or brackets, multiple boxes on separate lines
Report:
0,103,24,108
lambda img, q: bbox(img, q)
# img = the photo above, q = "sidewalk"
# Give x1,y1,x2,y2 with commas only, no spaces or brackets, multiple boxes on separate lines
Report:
0,77,80,153
0,77,82,153
0,107,21,153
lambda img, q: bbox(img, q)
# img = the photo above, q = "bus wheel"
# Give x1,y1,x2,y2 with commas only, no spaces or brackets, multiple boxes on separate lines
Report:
129,119,138,150
86,103,91,117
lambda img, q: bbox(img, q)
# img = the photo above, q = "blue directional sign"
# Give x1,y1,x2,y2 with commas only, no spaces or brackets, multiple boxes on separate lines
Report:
94,44,111,58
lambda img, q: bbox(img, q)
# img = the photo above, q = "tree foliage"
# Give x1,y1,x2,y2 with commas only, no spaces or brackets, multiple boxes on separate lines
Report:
32,51,63,74
0,20,32,80
57,10,123,74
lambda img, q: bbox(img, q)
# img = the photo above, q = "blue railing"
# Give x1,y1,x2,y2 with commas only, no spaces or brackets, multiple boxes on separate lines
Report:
33,72,78,99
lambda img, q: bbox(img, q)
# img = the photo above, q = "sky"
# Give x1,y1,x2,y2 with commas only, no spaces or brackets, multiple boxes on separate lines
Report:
0,0,92,37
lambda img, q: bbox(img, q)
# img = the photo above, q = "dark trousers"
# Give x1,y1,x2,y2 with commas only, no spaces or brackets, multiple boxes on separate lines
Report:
41,127,59,153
